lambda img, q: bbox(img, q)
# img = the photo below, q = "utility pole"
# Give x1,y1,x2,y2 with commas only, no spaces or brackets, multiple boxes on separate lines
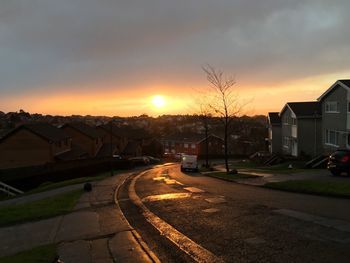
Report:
110,120,114,177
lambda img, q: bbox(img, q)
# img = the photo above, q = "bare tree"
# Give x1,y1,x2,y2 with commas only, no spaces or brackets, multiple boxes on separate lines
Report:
198,100,212,168
202,65,243,173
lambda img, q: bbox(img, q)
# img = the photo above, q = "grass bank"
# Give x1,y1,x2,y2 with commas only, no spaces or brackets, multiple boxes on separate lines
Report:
0,244,57,263
264,180,350,198
0,189,83,227
229,160,315,174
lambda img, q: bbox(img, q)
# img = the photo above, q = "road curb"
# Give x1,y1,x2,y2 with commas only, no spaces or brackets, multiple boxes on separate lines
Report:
201,172,262,188
114,170,161,263
129,170,225,263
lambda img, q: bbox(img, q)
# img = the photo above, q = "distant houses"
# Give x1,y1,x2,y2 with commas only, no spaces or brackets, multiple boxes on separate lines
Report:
0,121,163,169
268,79,350,158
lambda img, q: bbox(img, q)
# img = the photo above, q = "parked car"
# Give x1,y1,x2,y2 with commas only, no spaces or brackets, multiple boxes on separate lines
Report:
145,156,161,164
327,149,350,176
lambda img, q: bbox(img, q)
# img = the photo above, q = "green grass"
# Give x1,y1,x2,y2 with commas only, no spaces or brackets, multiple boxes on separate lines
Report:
230,160,309,174
207,171,260,181
0,189,83,227
264,180,350,198
26,172,111,195
0,244,57,263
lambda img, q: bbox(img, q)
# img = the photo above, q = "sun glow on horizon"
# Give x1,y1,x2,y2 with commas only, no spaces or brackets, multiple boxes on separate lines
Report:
151,95,166,108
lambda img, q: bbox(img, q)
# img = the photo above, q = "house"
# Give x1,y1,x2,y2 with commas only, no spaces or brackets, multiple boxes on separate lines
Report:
162,134,224,157
267,112,282,154
0,123,72,169
317,79,350,154
141,138,164,158
61,122,103,157
96,122,128,157
122,141,143,157
111,125,153,157
280,102,322,158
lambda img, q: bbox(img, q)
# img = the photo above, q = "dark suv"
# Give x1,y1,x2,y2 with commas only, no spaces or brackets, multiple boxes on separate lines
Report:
327,149,350,176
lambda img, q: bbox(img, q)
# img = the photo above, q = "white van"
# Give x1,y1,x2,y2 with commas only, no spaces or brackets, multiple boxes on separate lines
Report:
180,154,198,172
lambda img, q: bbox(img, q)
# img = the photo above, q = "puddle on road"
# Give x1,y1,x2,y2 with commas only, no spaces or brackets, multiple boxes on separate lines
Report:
164,179,177,184
184,187,205,193
142,193,192,202
202,208,220,213
153,177,166,181
205,197,226,204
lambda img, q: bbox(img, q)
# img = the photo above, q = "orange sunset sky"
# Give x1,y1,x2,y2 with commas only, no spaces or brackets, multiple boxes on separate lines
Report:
1,1,350,117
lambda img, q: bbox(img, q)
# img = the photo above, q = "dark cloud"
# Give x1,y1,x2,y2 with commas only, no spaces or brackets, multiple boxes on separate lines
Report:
1,0,350,96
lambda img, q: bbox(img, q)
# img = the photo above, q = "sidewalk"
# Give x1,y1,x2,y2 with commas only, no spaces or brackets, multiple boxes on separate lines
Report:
0,171,157,263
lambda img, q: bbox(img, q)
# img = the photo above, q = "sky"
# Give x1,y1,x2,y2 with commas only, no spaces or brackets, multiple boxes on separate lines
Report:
1,0,350,117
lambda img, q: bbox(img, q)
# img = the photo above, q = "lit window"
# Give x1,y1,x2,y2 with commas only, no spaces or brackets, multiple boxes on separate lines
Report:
191,143,196,149
184,143,188,148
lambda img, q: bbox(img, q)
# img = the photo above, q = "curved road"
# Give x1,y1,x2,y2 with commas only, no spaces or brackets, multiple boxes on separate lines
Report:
119,164,350,262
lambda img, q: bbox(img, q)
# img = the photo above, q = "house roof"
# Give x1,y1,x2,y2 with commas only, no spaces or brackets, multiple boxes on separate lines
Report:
318,79,350,101
0,122,70,143
122,141,141,155
63,122,101,139
280,102,321,118
268,112,281,125
95,143,118,158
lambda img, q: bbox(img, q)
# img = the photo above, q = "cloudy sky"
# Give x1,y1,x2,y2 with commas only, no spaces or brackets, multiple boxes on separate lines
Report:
1,0,350,116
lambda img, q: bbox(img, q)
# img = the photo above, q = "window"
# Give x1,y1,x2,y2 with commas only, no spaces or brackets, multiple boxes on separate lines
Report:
325,129,339,146
191,143,196,149
348,102,350,113
283,136,290,148
291,118,297,125
347,133,350,148
184,143,188,148
325,101,339,113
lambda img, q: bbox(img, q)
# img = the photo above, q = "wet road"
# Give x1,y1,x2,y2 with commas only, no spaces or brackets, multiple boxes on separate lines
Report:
118,164,350,262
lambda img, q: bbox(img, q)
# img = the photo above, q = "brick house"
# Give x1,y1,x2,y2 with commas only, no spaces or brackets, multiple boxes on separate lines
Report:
162,134,224,157
96,122,128,157
0,123,71,169
62,122,103,158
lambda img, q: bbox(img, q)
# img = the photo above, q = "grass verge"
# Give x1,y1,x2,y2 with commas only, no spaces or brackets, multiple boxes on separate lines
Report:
0,244,57,263
230,160,312,174
206,171,260,181
0,189,83,227
26,171,112,195
264,180,350,198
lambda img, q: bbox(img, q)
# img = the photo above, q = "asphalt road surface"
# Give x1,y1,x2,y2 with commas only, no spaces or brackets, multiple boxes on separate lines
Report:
118,164,350,262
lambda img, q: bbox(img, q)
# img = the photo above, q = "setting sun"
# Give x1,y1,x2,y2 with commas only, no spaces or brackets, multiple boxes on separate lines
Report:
152,95,166,108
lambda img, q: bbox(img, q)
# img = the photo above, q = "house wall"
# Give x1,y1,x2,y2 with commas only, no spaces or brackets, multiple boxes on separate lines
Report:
269,125,282,154
297,118,322,157
321,85,348,154
163,140,198,155
281,107,294,156
63,127,102,157
0,129,52,169
96,127,127,154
